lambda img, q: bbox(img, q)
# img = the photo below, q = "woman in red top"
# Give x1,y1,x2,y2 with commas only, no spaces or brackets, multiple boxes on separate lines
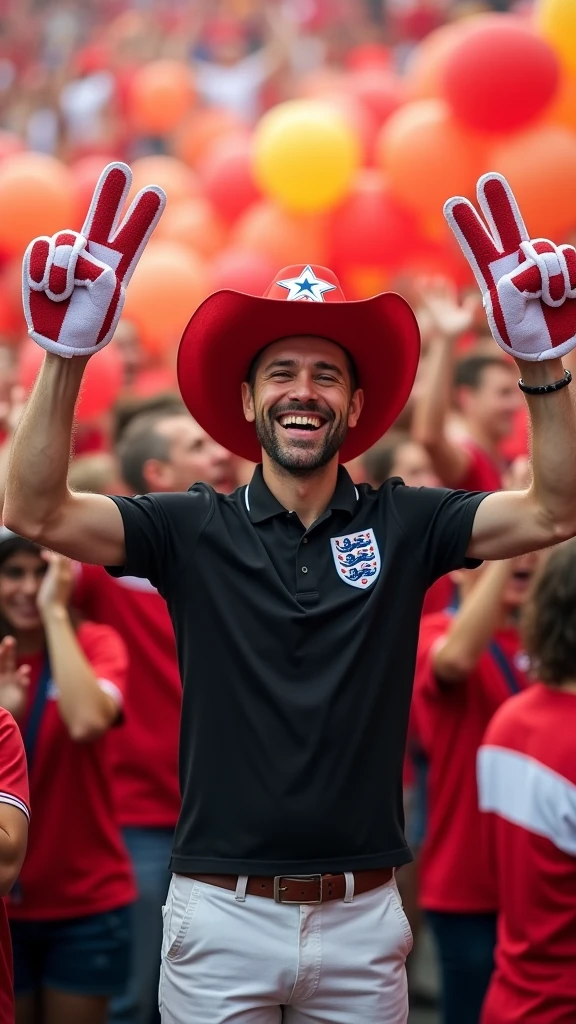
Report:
0,706,29,1024
0,530,135,1024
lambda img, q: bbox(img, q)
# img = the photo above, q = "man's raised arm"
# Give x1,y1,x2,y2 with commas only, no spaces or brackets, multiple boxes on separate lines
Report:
2,162,165,564
444,172,576,561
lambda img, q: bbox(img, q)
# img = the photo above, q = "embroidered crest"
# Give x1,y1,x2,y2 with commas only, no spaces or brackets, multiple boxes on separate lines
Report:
330,529,381,590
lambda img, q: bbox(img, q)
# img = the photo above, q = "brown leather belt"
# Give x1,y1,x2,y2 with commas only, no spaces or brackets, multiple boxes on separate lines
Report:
179,867,394,904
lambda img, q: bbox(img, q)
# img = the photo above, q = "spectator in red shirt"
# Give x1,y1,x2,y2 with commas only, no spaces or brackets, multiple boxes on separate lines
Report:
412,281,521,492
479,540,576,1024
75,404,236,1024
0,707,29,1024
0,530,134,1024
412,549,540,1024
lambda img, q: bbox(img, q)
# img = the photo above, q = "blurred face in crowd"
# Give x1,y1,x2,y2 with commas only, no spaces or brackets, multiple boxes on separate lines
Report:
148,416,236,494
390,441,440,488
501,552,542,610
0,549,46,634
242,336,364,476
457,363,520,441
453,551,542,615
113,319,147,384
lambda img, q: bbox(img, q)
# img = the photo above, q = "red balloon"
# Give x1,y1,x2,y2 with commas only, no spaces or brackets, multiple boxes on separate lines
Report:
349,70,403,128
209,249,277,295
19,341,123,421
328,171,420,274
443,17,560,133
198,136,261,225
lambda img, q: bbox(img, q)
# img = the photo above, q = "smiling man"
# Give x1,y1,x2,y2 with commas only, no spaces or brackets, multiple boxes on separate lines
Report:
5,165,576,1024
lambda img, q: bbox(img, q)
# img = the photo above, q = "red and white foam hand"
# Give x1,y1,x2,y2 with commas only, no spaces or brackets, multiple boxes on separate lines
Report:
22,162,166,358
444,173,576,362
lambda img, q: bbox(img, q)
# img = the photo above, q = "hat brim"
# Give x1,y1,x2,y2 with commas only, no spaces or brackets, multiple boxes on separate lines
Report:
177,289,420,463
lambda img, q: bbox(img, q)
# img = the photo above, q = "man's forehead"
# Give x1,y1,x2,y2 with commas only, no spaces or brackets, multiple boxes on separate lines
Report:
258,335,349,368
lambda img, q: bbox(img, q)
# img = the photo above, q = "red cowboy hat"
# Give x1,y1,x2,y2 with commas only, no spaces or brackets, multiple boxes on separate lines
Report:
177,264,420,463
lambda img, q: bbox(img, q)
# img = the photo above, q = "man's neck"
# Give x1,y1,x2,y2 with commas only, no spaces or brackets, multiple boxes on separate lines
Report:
465,419,499,458
261,455,340,529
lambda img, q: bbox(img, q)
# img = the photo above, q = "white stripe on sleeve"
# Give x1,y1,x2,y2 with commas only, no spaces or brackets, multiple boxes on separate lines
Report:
478,744,576,857
0,792,30,820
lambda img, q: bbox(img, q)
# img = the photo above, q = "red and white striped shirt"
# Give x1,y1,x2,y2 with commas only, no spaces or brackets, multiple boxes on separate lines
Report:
478,684,576,1024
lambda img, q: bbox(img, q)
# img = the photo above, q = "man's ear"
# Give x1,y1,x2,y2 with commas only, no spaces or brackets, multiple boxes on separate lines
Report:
142,458,169,491
347,388,364,429
241,381,255,423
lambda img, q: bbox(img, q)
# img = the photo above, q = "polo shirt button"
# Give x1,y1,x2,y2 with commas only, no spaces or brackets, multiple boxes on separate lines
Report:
302,537,308,544
301,566,308,574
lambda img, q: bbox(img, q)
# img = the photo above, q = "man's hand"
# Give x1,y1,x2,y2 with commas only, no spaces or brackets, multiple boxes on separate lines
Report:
415,276,478,342
22,162,166,358
444,172,576,362
0,637,29,721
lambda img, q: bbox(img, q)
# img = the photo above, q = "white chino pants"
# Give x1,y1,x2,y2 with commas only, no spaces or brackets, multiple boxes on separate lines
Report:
159,872,412,1023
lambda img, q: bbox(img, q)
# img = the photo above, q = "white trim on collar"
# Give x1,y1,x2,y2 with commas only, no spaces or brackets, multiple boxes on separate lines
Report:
244,483,359,514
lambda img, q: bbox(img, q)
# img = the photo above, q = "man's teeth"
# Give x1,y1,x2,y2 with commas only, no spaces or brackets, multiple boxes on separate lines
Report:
279,414,322,429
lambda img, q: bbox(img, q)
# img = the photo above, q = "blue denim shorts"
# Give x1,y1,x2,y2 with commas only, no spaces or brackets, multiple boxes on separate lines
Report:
10,904,132,997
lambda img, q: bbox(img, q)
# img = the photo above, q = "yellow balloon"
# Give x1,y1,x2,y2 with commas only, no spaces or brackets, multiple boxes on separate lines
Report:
537,0,576,75
252,100,360,214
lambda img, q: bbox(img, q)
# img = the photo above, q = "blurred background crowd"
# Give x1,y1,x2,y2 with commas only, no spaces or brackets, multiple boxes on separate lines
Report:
0,0,575,1023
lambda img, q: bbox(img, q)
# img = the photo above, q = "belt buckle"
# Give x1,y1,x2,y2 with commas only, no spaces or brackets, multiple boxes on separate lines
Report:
273,874,323,904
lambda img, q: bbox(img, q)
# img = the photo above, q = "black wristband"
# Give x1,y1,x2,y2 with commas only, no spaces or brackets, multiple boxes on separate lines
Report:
518,369,572,395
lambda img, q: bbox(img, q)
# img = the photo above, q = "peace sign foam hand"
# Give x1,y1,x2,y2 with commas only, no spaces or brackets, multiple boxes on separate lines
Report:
444,173,576,362
22,162,166,357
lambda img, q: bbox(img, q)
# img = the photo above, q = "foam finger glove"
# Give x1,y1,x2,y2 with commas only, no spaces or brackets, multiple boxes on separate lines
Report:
444,172,576,362
22,162,166,358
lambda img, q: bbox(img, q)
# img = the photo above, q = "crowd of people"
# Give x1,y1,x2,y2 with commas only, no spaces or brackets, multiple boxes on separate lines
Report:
0,2,574,1024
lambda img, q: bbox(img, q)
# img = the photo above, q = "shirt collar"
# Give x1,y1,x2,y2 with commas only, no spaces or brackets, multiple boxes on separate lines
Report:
244,464,359,524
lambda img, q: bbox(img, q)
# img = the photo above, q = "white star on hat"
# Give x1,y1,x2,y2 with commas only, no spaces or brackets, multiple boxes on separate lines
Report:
276,265,336,302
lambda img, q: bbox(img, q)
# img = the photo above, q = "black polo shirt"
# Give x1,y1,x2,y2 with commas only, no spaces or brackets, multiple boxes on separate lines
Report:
107,466,488,875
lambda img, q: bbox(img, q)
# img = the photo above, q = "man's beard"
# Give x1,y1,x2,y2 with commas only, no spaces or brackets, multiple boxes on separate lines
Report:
255,402,348,475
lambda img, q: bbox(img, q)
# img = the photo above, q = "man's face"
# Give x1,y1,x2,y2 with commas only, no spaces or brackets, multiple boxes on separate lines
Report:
391,441,440,488
459,364,521,441
152,416,236,493
241,336,364,475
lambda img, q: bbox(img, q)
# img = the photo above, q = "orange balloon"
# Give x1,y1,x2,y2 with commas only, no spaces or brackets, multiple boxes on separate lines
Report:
489,125,576,238
404,17,483,101
127,60,195,135
376,100,486,220
123,241,208,357
232,200,328,267
127,155,200,207
0,153,77,257
155,197,227,260
173,108,248,168
544,72,576,133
